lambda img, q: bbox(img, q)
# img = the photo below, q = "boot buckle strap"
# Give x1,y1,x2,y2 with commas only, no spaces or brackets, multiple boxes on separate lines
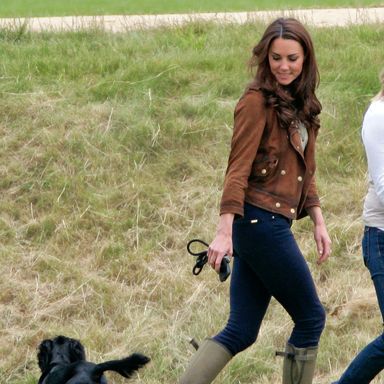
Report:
275,351,316,361
276,351,294,359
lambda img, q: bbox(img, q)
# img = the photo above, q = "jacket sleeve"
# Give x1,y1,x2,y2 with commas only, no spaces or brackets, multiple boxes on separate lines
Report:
302,127,321,216
220,90,267,217
303,175,321,210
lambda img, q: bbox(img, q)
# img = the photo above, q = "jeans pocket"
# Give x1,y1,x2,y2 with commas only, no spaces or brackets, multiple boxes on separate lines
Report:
377,228,384,257
364,227,384,279
233,217,261,226
271,214,291,231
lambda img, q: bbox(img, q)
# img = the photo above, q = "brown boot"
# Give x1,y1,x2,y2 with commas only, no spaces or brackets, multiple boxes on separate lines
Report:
179,339,232,384
278,343,318,384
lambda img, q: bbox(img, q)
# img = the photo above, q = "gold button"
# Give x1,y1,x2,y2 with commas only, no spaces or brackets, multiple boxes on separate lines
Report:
290,208,295,214
281,170,286,175
297,176,303,181
276,202,281,208
261,169,267,175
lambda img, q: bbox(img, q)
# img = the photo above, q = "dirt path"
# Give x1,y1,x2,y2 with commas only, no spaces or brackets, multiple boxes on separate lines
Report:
0,7,383,32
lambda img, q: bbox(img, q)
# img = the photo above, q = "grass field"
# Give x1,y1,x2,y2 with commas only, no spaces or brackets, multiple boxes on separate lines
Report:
0,19,384,384
0,0,383,17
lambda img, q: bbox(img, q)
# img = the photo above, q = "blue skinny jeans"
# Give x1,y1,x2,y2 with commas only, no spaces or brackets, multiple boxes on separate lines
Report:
334,227,384,384
213,203,326,356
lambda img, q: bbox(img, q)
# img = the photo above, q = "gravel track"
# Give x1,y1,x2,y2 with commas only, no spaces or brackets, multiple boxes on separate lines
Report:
0,7,383,32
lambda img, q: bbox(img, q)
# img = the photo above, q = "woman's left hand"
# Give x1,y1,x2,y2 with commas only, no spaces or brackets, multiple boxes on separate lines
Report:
307,206,331,264
313,222,331,264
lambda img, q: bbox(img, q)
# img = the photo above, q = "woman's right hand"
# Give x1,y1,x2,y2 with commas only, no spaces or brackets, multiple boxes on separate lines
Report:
207,213,234,273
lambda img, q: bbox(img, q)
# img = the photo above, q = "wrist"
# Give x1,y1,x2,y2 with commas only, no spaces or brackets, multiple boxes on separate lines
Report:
216,228,232,237
312,217,325,226
217,213,234,236
307,206,325,226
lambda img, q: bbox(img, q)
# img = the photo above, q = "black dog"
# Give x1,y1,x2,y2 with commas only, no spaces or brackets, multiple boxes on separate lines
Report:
37,335,150,384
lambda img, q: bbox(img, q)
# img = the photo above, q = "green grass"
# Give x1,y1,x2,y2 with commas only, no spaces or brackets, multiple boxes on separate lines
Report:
0,0,383,17
1,21,384,383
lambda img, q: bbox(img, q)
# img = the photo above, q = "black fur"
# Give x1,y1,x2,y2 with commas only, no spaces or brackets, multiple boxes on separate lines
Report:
37,335,150,384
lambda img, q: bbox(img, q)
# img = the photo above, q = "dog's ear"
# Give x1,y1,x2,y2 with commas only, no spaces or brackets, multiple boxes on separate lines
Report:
37,339,53,372
68,338,86,362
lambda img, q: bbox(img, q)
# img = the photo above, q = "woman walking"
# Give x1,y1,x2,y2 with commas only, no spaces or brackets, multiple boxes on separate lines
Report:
179,18,331,384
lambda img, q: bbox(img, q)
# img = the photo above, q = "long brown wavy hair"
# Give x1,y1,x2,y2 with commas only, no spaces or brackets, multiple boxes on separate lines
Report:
249,18,322,130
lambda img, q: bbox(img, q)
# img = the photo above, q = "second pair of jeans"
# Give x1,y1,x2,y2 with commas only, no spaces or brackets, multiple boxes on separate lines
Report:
334,226,384,384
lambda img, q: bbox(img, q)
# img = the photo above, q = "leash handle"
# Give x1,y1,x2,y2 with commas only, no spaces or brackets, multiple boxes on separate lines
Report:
187,239,231,282
187,239,209,255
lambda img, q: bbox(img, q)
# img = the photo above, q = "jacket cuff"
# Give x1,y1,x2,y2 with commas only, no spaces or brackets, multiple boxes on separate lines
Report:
219,203,244,218
304,195,321,210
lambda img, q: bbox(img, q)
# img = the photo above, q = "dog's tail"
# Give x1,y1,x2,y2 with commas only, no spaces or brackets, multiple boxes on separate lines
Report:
93,353,150,379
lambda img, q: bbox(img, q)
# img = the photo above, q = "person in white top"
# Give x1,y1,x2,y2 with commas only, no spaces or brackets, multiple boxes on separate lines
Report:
333,69,384,383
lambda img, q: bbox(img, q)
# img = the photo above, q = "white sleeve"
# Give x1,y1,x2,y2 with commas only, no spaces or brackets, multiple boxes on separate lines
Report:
362,103,384,204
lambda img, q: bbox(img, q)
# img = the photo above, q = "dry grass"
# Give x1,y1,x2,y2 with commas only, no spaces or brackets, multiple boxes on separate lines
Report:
0,22,384,383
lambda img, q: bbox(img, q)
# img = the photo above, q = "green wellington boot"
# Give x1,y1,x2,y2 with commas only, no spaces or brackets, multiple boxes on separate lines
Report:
179,339,232,384
278,343,318,384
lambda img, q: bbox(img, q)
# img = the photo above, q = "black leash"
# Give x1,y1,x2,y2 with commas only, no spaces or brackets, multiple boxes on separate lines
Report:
187,238,231,282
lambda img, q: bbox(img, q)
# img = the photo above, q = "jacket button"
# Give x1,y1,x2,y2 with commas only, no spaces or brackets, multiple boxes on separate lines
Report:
281,170,286,175
297,176,303,181
290,208,295,214
275,202,281,208
261,169,267,175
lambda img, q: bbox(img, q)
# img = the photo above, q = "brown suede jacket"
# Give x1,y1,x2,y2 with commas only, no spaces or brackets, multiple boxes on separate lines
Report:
220,87,321,220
